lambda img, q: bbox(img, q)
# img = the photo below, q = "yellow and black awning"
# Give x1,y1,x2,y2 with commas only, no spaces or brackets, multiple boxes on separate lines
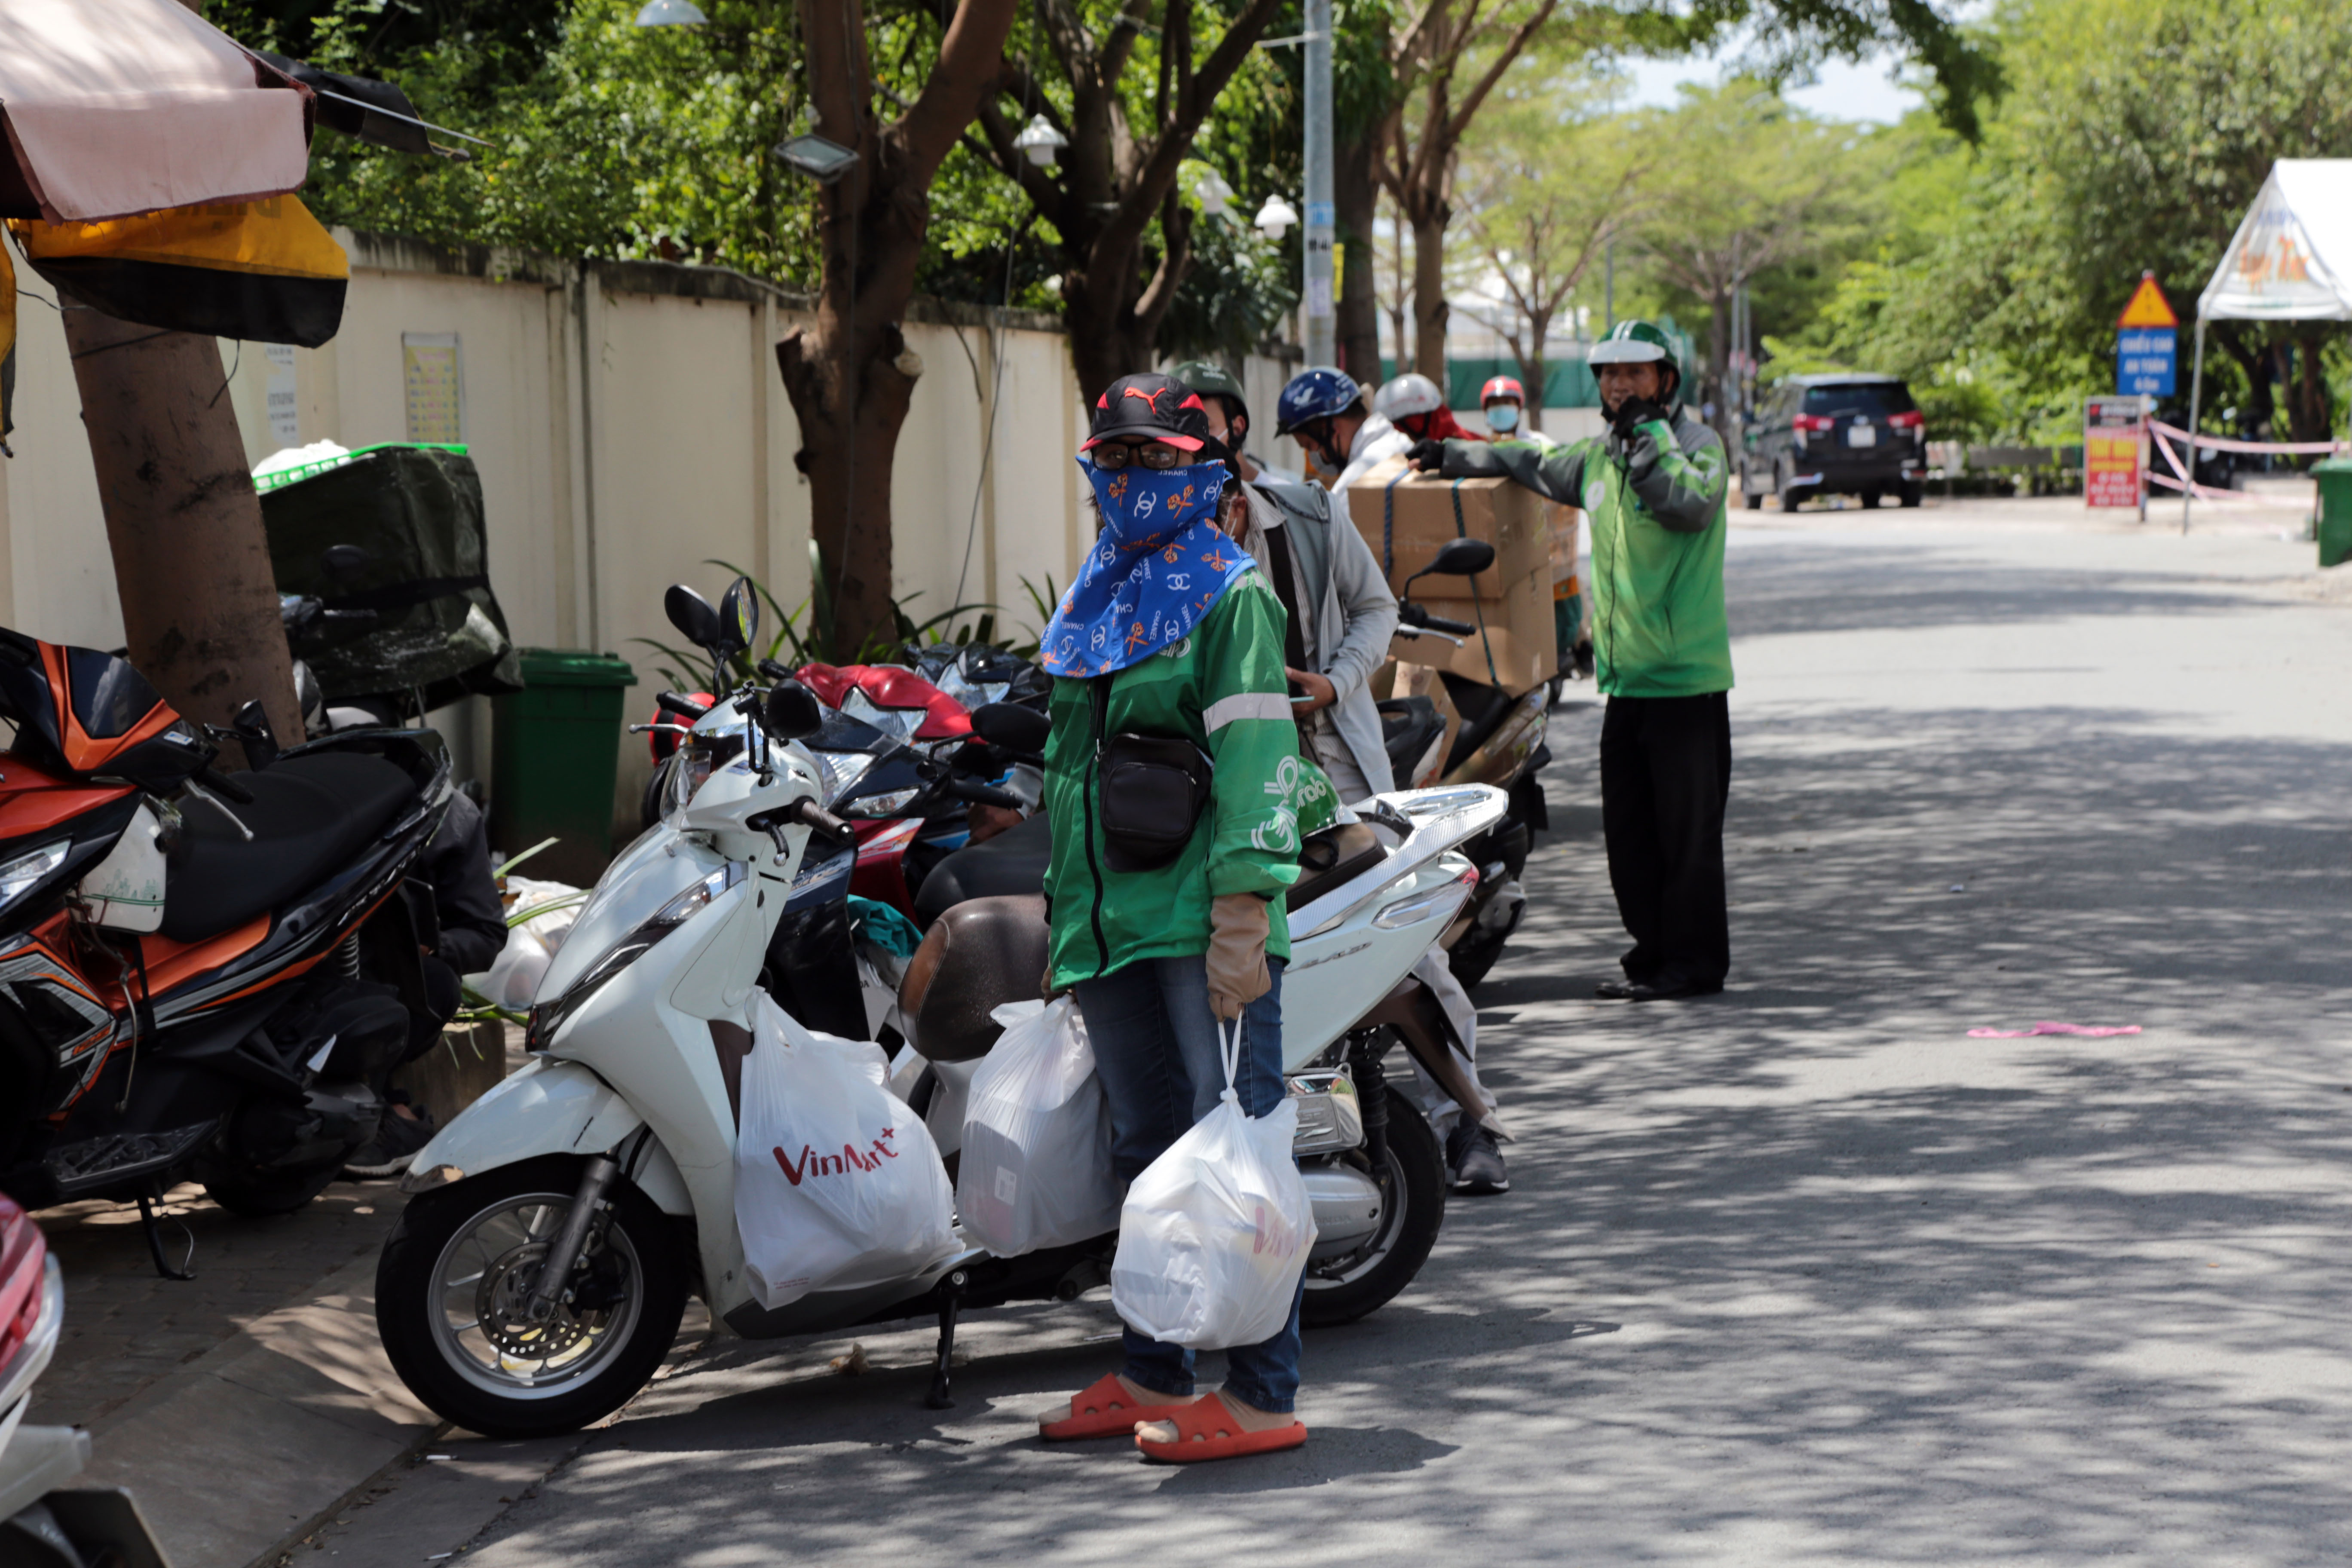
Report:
9,193,349,349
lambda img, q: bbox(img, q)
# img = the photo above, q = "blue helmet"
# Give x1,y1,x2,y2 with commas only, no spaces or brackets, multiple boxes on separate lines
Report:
1275,367,1364,435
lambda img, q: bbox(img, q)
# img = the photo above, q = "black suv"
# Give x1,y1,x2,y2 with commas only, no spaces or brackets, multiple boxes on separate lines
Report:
1741,374,1926,510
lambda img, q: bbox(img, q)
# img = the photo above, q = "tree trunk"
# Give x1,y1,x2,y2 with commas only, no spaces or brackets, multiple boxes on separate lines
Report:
1703,288,1730,438
776,328,921,658
1410,205,1449,383
63,312,301,755
1335,132,1381,380
778,0,1016,657
1510,307,1550,436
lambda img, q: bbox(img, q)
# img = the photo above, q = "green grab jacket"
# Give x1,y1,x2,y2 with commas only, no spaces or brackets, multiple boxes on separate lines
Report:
1440,412,1733,698
1041,570,1310,990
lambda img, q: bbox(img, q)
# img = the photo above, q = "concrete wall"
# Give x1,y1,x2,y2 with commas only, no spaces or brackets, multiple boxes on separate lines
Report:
0,233,1295,854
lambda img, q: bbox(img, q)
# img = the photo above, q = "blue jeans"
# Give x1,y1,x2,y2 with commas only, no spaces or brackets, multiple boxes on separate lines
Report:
1072,954,1303,1414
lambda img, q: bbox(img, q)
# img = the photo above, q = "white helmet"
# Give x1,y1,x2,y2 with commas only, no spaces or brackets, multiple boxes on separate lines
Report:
1372,372,1445,421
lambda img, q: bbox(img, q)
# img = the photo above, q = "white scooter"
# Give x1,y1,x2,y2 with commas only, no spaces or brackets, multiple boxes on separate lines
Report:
374,579,1509,1439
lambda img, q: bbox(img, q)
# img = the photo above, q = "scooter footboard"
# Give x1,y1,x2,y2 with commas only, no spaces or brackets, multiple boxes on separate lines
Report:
399,1059,693,1216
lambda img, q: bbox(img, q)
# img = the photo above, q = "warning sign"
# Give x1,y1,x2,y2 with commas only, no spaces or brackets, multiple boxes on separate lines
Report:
2117,273,2179,328
2085,396,2146,510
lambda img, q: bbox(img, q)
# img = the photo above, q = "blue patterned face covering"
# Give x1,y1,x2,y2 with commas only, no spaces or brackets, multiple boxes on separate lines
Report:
1039,459,1256,679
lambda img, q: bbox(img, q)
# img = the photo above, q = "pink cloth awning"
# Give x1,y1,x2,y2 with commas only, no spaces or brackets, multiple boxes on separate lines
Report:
0,0,312,224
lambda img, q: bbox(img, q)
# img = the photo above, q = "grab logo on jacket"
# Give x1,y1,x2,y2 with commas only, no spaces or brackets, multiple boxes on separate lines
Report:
773,1126,904,1185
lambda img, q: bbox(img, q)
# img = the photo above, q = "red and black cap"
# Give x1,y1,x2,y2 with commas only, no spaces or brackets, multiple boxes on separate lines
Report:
1083,371,1210,453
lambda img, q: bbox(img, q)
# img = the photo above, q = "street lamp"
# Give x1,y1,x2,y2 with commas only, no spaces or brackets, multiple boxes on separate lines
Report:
1253,194,1298,244
1014,115,1067,168
632,0,709,24
775,133,859,185
1194,169,1234,220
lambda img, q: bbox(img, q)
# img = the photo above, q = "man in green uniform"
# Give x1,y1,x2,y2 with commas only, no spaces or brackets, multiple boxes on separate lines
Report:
1409,319,1733,1001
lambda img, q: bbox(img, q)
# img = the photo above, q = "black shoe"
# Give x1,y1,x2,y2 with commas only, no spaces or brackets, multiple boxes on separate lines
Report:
1623,976,1721,1002
1446,1120,1510,1194
344,1106,437,1179
1595,977,1653,999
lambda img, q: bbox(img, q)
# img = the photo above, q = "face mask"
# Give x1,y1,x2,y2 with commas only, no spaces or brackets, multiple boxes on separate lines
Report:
1486,404,1520,433
1083,459,1228,552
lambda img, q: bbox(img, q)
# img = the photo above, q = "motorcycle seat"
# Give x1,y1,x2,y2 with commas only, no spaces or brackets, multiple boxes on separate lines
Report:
161,753,418,943
1286,822,1385,911
898,894,1047,1063
912,810,1050,925
1377,696,1446,787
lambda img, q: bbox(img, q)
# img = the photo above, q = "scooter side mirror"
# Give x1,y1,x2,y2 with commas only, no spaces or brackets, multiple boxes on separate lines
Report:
1423,537,1495,577
971,702,1050,755
764,680,824,741
716,576,759,662
665,584,722,649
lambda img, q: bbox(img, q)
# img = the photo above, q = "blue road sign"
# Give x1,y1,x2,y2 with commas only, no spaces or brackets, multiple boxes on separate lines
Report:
2118,328,2177,396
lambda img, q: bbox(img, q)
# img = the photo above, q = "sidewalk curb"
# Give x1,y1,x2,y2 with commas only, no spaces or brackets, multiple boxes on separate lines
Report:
250,1415,453,1568
76,1251,442,1568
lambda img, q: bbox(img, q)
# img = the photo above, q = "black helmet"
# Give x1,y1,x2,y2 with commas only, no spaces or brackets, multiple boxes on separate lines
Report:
1169,359,1248,430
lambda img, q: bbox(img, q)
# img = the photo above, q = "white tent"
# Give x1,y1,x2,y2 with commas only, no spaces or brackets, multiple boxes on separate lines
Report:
2180,160,2352,527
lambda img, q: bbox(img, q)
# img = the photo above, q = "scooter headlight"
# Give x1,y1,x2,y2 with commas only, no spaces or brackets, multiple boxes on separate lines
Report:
842,786,921,818
527,862,744,1051
0,839,70,914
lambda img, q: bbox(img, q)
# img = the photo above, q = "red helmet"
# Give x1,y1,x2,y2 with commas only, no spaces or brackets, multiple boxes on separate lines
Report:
1480,375,1525,404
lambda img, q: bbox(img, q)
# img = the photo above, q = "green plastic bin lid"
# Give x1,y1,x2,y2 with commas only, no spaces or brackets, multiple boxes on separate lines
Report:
253,441,470,494
516,648,639,687
2310,456,2352,475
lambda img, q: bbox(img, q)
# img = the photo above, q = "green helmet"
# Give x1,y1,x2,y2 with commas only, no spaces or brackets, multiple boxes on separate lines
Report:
1169,359,1249,430
1586,319,1681,392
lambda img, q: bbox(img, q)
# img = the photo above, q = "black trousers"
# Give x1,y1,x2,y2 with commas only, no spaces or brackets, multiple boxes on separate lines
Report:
1599,692,1731,986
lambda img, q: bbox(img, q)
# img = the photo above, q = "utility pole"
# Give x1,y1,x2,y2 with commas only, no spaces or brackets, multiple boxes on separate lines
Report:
1302,0,1335,367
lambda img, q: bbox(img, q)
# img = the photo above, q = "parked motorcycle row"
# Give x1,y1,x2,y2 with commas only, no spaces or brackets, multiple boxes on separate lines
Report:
0,529,1557,1535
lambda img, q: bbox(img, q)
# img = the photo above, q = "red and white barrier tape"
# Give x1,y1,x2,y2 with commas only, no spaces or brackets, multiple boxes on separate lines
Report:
2147,424,2321,507
2148,419,2348,456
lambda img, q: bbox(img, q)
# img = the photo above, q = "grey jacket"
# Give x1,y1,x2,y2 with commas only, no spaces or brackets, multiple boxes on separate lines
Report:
1249,472,1400,795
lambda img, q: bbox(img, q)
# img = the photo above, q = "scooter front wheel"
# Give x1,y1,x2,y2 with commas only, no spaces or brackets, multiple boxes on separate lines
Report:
377,1156,690,1438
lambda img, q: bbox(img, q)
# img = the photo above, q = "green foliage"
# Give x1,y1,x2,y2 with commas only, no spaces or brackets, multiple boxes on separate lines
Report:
286,0,825,276
1785,0,2352,443
631,550,1022,690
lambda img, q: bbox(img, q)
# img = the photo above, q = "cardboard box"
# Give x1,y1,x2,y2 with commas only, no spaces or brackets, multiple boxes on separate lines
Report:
1347,457,1550,602
1546,501,1582,584
1387,563,1557,694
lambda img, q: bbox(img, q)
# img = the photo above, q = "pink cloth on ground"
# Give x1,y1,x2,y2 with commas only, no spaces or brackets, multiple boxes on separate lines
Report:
1966,1022,2142,1038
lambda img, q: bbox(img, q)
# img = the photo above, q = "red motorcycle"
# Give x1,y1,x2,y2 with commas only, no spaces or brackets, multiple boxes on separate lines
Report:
0,629,451,1239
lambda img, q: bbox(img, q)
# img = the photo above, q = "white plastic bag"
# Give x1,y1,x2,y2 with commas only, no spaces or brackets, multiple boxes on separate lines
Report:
480,877,586,1011
956,998,1120,1257
1110,1018,1317,1349
734,997,957,1309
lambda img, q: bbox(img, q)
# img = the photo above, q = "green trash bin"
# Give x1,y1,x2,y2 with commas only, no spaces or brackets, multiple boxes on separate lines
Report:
2315,458,2352,568
491,649,639,884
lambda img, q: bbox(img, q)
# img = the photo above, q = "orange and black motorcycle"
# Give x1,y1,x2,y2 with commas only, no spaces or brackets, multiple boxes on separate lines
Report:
0,628,451,1241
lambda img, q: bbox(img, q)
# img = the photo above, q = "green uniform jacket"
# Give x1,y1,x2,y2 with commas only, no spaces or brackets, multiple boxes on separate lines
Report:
1042,572,1308,990
1440,412,1733,698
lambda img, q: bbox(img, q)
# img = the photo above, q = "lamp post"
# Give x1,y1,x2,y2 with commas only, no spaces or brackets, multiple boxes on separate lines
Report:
1254,194,1298,245
1014,114,1067,168
1302,0,1333,367
632,0,709,24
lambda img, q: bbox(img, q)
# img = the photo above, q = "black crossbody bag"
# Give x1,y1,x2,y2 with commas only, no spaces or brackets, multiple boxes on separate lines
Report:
1091,676,1214,872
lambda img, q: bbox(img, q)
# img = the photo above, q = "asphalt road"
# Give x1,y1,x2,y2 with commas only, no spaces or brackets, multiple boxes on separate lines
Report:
325,498,2352,1568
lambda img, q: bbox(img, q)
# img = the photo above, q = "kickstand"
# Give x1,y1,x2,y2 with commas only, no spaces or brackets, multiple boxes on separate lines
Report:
136,1189,195,1281
924,1268,968,1410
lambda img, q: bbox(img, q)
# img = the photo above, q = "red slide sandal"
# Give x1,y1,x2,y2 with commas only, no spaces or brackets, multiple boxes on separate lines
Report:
1133,1392,1306,1464
1040,1374,1196,1441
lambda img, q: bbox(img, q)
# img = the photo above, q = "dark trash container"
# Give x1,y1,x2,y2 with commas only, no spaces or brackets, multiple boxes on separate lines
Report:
491,649,637,884
2312,457,2352,568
